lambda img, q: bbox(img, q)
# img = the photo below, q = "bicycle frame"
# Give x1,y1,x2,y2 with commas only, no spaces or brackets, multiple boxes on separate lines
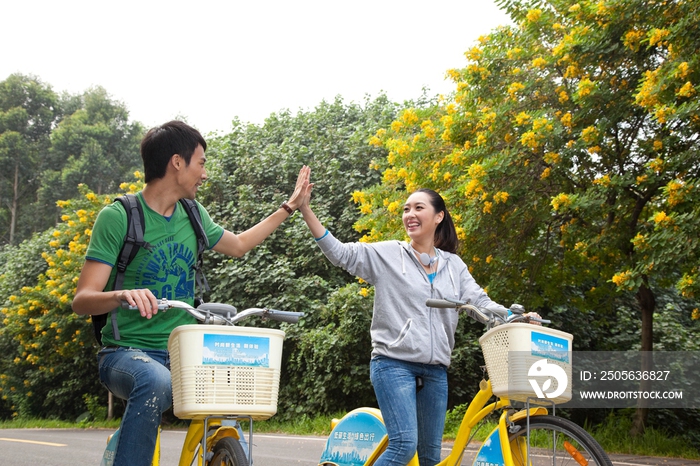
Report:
319,379,548,466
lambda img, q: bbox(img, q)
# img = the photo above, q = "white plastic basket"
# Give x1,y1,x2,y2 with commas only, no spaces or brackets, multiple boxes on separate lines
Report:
478,323,573,405
168,324,285,420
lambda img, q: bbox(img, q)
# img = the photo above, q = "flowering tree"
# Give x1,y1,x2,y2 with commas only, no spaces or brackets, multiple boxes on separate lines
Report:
358,0,699,432
0,183,140,419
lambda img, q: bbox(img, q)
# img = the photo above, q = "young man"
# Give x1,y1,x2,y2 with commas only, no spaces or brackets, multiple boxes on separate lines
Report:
72,120,310,466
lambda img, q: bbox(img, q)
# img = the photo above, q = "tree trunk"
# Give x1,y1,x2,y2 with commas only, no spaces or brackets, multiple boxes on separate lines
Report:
630,280,655,436
108,390,114,421
9,161,19,245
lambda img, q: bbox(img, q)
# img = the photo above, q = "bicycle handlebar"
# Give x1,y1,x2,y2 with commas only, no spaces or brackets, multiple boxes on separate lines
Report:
120,299,304,326
426,298,550,328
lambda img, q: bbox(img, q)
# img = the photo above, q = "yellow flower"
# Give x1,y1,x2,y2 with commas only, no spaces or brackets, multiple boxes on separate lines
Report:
540,167,551,179
532,57,547,68
564,64,581,79
465,46,483,62
494,191,509,204
359,287,370,298
526,9,542,22
653,140,663,151
648,158,664,173
577,78,595,97
400,108,419,125
560,112,573,129
581,126,598,143
544,152,561,164
532,118,552,132
515,112,531,125
677,82,695,98
612,270,632,287
551,193,572,211
653,211,671,225
593,174,611,186
623,29,645,52
632,233,647,248
648,28,670,47
520,131,538,149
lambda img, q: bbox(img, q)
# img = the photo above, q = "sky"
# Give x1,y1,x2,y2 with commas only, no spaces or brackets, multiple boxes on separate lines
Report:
2,0,512,135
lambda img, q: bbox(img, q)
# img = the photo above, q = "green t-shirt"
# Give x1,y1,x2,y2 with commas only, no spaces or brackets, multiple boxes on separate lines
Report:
86,192,225,349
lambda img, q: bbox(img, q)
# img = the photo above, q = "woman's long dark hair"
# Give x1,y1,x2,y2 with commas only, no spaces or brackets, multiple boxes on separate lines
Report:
413,188,458,253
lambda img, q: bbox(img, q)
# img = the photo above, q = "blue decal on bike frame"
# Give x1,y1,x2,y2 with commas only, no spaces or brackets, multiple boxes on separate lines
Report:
202,334,270,367
319,410,387,466
473,426,505,466
531,331,570,363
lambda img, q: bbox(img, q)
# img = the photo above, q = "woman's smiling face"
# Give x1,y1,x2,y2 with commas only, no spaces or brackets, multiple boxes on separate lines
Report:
402,191,444,244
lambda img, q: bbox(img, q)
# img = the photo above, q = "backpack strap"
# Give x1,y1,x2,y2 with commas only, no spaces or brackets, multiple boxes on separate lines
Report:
179,198,210,300
100,194,152,343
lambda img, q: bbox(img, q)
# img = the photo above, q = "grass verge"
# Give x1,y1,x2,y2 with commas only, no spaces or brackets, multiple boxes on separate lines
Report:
2,411,698,460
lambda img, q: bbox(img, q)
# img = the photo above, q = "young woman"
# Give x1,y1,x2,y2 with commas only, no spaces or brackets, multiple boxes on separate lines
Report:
300,187,510,466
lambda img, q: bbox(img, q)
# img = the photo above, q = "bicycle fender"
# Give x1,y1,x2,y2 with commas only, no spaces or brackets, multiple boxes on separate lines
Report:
207,425,241,446
318,407,386,466
509,406,548,423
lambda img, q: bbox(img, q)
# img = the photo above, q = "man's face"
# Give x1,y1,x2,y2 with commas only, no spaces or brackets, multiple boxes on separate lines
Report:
179,144,207,199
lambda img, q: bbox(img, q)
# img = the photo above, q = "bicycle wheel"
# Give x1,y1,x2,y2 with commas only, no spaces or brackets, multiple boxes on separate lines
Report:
509,415,612,466
208,436,248,466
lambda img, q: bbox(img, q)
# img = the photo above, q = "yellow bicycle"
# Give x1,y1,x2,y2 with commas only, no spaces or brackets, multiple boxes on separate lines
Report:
319,299,612,466
102,299,303,466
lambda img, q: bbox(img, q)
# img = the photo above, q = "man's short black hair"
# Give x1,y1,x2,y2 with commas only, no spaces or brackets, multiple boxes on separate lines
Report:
140,120,207,182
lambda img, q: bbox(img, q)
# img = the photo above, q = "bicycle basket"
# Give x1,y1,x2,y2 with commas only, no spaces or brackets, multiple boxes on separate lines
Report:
168,324,285,420
478,323,573,405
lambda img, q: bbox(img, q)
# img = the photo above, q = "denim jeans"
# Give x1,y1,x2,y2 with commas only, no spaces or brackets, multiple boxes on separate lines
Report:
370,356,448,466
98,347,172,466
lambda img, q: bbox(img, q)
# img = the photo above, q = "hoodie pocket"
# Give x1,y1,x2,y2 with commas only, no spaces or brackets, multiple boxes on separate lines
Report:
388,319,413,348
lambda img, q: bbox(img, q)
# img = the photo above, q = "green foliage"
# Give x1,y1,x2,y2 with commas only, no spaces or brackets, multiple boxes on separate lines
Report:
0,74,58,244
0,185,109,419
281,282,375,418
592,410,700,457
35,86,144,234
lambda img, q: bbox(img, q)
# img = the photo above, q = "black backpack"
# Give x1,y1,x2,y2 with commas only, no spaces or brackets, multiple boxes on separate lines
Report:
91,194,210,345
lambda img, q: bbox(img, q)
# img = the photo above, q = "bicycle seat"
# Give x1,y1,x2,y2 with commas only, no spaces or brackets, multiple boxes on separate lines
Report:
196,303,238,317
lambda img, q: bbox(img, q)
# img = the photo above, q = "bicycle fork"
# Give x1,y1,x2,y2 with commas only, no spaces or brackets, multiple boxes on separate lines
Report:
471,406,548,466
178,418,246,466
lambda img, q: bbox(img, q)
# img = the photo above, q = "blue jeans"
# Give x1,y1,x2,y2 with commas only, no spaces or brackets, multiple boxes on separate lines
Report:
98,347,172,466
370,356,448,466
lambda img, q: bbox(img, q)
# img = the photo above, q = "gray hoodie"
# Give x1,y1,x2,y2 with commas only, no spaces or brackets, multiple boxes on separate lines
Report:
316,231,508,367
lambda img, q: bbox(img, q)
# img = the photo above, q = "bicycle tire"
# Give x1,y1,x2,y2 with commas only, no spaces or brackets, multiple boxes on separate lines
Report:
509,415,612,466
208,436,248,466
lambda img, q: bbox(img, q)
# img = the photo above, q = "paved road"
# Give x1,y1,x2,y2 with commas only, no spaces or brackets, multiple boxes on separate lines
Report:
0,428,697,465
